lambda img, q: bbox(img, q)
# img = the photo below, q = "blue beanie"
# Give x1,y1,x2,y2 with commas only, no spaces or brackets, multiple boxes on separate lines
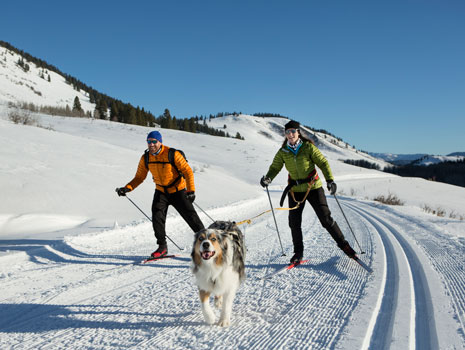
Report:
147,131,162,143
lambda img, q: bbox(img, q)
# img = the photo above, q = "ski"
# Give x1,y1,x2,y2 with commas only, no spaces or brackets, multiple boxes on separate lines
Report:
262,259,309,280
287,259,309,270
352,256,373,273
140,254,177,264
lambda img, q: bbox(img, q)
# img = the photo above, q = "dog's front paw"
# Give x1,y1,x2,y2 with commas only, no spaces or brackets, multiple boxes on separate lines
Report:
202,310,216,325
218,317,231,327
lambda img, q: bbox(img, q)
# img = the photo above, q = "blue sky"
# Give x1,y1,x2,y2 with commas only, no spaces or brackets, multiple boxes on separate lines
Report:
2,0,464,154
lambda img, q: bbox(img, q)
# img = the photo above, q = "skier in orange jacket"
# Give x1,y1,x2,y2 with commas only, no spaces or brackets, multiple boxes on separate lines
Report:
117,130,204,258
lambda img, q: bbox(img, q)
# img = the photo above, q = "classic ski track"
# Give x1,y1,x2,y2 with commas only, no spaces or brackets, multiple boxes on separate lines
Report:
344,201,439,350
4,251,192,350
2,248,145,328
9,193,453,349
11,270,193,349
381,208,465,340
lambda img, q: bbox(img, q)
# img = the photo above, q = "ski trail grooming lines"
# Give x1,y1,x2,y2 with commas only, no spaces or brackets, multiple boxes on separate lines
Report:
262,259,309,280
331,194,372,272
116,191,185,251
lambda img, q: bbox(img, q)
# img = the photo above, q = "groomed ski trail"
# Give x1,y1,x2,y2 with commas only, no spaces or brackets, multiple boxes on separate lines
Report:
1,192,464,349
343,200,438,350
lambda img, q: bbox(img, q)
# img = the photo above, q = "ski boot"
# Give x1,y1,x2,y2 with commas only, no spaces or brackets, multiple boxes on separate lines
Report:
151,245,168,259
289,251,303,265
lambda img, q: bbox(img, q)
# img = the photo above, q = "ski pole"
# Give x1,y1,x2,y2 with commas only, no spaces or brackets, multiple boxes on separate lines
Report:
266,186,286,256
122,194,185,251
193,202,215,223
333,193,365,254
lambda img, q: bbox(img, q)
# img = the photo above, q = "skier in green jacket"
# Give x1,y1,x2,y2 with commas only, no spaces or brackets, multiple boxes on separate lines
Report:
260,120,356,264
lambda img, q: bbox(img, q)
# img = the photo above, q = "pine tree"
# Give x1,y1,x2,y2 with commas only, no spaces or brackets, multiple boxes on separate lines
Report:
183,118,191,132
128,109,137,124
110,101,119,122
235,132,244,140
161,108,175,129
73,96,83,113
189,118,196,133
96,99,107,119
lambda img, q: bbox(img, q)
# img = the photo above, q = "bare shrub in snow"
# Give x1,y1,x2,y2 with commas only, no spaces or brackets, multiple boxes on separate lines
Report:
374,193,404,206
8,107,37,126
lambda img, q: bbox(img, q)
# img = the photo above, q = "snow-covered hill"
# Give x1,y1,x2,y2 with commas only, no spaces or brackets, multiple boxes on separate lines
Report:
371,151,465,166
410,154,465,166
202,114,391,169
1,42,393,169
0,45,94,114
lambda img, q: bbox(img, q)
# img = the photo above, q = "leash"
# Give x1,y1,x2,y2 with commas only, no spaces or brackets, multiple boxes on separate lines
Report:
235,199,303,226
236,177,317,226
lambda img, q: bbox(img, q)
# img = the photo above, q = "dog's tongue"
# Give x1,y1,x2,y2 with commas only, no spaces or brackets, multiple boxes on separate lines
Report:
201,251,215,260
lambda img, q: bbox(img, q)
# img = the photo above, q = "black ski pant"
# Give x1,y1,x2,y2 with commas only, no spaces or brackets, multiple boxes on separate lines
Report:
151,189,205,247
288,187,347,254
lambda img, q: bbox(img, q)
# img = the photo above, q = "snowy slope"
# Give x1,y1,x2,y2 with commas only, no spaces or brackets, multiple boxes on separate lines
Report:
411,154,465,166
0,46,94,114
1,111,465,349
205,114,391,170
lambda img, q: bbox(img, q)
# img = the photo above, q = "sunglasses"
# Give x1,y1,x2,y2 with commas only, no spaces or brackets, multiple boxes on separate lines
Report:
285,129,299,135
147,139,159,144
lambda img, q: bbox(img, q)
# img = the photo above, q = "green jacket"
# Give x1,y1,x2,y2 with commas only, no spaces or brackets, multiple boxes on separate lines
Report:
265,141,334,192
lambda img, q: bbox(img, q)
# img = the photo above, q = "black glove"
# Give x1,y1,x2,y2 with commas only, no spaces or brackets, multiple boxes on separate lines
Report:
186,191,196,203
116,187,130,197
260,176,271,188
327,181,337,195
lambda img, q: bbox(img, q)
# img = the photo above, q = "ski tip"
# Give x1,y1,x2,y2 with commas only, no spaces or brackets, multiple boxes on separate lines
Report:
140,254,177,264
352,256,373,273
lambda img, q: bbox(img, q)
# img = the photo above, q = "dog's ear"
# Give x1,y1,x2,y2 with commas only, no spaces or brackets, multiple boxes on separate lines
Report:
191,230,205,267
219,232,229,250
192,251,201,268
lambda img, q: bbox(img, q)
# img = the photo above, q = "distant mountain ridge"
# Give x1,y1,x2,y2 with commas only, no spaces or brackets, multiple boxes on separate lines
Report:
448,152,465,157
369,152,465,166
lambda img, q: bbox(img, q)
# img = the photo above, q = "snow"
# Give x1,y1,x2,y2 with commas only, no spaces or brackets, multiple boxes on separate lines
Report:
0,47,94,113
1,47,465,349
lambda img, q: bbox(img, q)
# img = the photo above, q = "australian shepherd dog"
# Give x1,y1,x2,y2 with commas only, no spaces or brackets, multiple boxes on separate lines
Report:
191,221,246,327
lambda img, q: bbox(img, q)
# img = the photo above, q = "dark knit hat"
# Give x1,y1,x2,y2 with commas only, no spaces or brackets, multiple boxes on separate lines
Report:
147,130,162,143
284,120,300,130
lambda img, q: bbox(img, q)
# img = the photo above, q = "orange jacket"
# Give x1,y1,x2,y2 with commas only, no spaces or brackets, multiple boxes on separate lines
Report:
126,145,195,194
